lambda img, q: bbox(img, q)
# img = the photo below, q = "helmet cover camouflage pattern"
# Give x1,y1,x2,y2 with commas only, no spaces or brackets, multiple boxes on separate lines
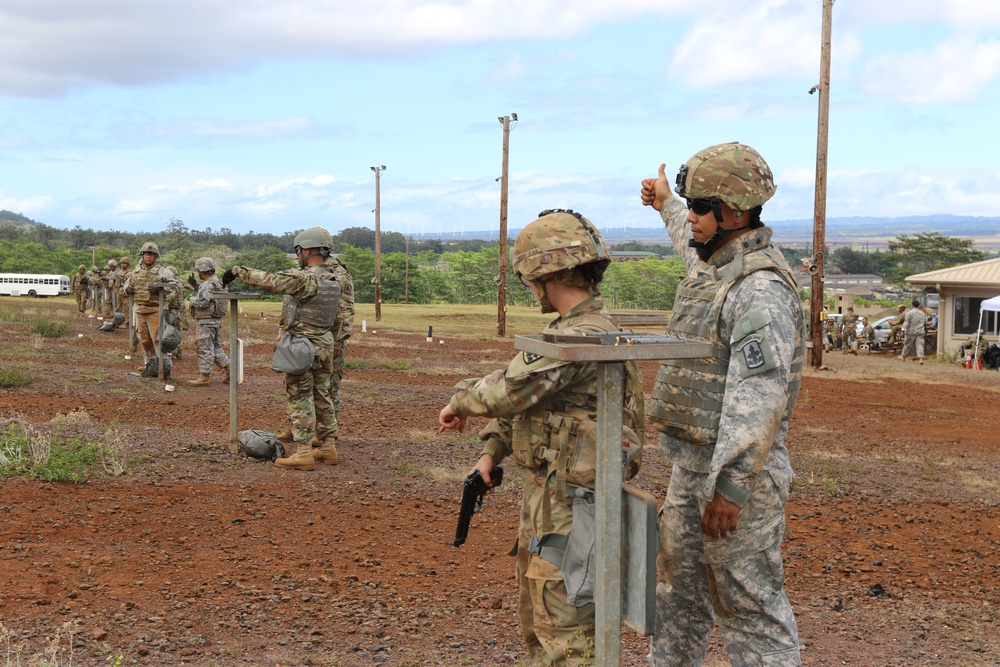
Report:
675,142,776,212
79,264,86,271
307,226,335,249
119,256,130,266
511,209,611,282
107,259,118,268
194,257,216,273
140,241,160,256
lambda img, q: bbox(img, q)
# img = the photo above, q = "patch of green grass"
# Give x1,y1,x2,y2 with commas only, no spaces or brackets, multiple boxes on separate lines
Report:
344,358,368,370
0,307,25,322
31,317,67,338
928,407,958,414
0,367,30,388
0,421,132,481
381,359,413,371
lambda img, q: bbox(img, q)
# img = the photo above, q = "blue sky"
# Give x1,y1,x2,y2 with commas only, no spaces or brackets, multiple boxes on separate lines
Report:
1,1,999,237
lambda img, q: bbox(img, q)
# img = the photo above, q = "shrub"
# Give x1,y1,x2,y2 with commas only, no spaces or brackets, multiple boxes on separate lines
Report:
0,420,131,481
0,368,30,388
31,318,67,338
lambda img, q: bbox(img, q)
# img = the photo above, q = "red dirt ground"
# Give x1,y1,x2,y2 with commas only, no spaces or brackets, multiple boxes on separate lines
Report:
2,300,1000,666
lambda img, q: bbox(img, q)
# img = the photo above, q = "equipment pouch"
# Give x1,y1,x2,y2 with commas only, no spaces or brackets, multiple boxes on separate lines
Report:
511,416,541,469
271,332,315,375
565,420,643,489
238,429,286,461
562,490,597,607
158,312,182,354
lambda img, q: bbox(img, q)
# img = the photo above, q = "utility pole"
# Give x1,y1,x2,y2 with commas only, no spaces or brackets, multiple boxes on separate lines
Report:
810,0,834,368
497,112,516,337
370,165,386,321
404,235,409,305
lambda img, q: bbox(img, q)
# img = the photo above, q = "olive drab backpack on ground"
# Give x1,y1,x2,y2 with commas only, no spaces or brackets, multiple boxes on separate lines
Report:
238,430,286,461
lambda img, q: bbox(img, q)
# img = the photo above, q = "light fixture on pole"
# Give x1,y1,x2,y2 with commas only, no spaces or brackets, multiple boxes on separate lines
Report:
496,113,517,337
370,165,386,321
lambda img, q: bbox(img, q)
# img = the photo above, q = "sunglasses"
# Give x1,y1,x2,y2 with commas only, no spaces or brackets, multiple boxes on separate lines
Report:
686,199,720,216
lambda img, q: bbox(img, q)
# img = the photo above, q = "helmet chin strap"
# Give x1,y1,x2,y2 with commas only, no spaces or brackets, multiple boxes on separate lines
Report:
688,214,751,261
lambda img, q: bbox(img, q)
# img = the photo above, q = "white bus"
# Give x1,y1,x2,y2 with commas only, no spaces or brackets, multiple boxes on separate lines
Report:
0,273,72,298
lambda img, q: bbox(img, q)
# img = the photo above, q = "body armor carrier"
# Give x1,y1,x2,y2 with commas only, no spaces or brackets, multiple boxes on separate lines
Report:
130,263,163,311
510,312,645,497
648,228,803,445
191,277,228,319
280,266,340,331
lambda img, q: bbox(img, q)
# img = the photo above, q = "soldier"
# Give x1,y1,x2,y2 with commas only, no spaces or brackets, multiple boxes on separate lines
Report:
859,317,874,351
824,316,840,352
275,228,355,446
222,228,341,471
104,259,121,316
888,304,906,345
438,210,645,666
123,242,180,378
641,143,803,666
187,258,231,386
165,266,187,361
70,265,88,316
841,306,858,353
117,256,132,331
900,298,928,364
84,265,100,314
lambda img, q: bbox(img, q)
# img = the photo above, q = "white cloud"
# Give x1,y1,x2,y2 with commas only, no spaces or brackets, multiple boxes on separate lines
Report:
838,1,1000,30
0,191,55,215
861,38,1000,104
0,0,683,97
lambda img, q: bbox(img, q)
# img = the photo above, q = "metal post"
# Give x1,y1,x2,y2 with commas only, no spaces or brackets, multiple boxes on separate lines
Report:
228,298,239,453
595,361,625,667
810,0,834,368
371,165,386,321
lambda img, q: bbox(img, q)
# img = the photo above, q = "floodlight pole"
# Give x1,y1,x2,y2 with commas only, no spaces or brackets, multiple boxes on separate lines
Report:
497,113,515,337
371,165,386,321
810,0,834,368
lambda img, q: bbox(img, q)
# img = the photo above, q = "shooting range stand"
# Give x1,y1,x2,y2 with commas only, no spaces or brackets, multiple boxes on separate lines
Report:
514,332,711,667
211,292,261,453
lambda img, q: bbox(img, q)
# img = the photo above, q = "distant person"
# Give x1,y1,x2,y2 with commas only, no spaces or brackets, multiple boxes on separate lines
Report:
222,229,341,471
841,307,858,353
438,209,645,666
641,143,803,666
900,298,927,364
186,257,231,387
859,317,874,351
888,305,906,344
71,265,88,316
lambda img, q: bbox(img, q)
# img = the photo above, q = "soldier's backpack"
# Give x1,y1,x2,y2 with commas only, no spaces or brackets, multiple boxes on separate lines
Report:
238,430,286,461
158,310,182,354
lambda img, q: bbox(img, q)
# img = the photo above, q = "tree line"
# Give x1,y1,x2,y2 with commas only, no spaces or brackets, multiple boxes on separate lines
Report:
1,211,988,309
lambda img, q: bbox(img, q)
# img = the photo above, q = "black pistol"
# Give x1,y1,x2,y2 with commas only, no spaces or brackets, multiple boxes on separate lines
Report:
450,466,503,547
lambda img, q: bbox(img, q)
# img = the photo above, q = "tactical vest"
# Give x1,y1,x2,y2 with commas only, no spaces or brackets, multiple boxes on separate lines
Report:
192,278,228,319
280,265,340,331
130,263,161,308
649,228,803,446
510,312,645,497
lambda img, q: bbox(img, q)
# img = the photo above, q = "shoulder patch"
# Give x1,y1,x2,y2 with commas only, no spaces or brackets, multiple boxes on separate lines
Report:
734,333,778,378
522,351,543,365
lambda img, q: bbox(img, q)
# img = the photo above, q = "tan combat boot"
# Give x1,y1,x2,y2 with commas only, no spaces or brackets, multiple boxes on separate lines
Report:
274,446,315,471
188,374,211,387
275,427,294,441
220,362,230,384
313,440,339,465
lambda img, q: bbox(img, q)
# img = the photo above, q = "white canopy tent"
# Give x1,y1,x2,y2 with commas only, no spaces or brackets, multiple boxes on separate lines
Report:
973,295,1000,359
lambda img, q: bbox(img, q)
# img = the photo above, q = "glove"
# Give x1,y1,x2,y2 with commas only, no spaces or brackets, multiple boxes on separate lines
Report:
187,274,198,289
221,268,238,286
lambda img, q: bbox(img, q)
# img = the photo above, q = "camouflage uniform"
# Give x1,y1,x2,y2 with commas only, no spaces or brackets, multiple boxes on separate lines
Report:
164,268,185,360
188,276,230,376
859,319,874,348
900,304,927,361
233,265,340,449
84,267,100,313
105,266,121,315
70,267,87,314
840,309,858,352
324,256,355,422
449,295,644,666
646,145,802,667
888,307,906,344
123,258,179,376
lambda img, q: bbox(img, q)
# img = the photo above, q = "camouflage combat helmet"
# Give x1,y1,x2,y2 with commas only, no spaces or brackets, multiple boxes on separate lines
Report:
194,257,216,273
119,256,130,266
293,228,331,252
78,264,86,271
139,241,160,256
107,259,118,269
166,266,178,277
512,209,610,283
674,142,776,212
91,265,98,272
